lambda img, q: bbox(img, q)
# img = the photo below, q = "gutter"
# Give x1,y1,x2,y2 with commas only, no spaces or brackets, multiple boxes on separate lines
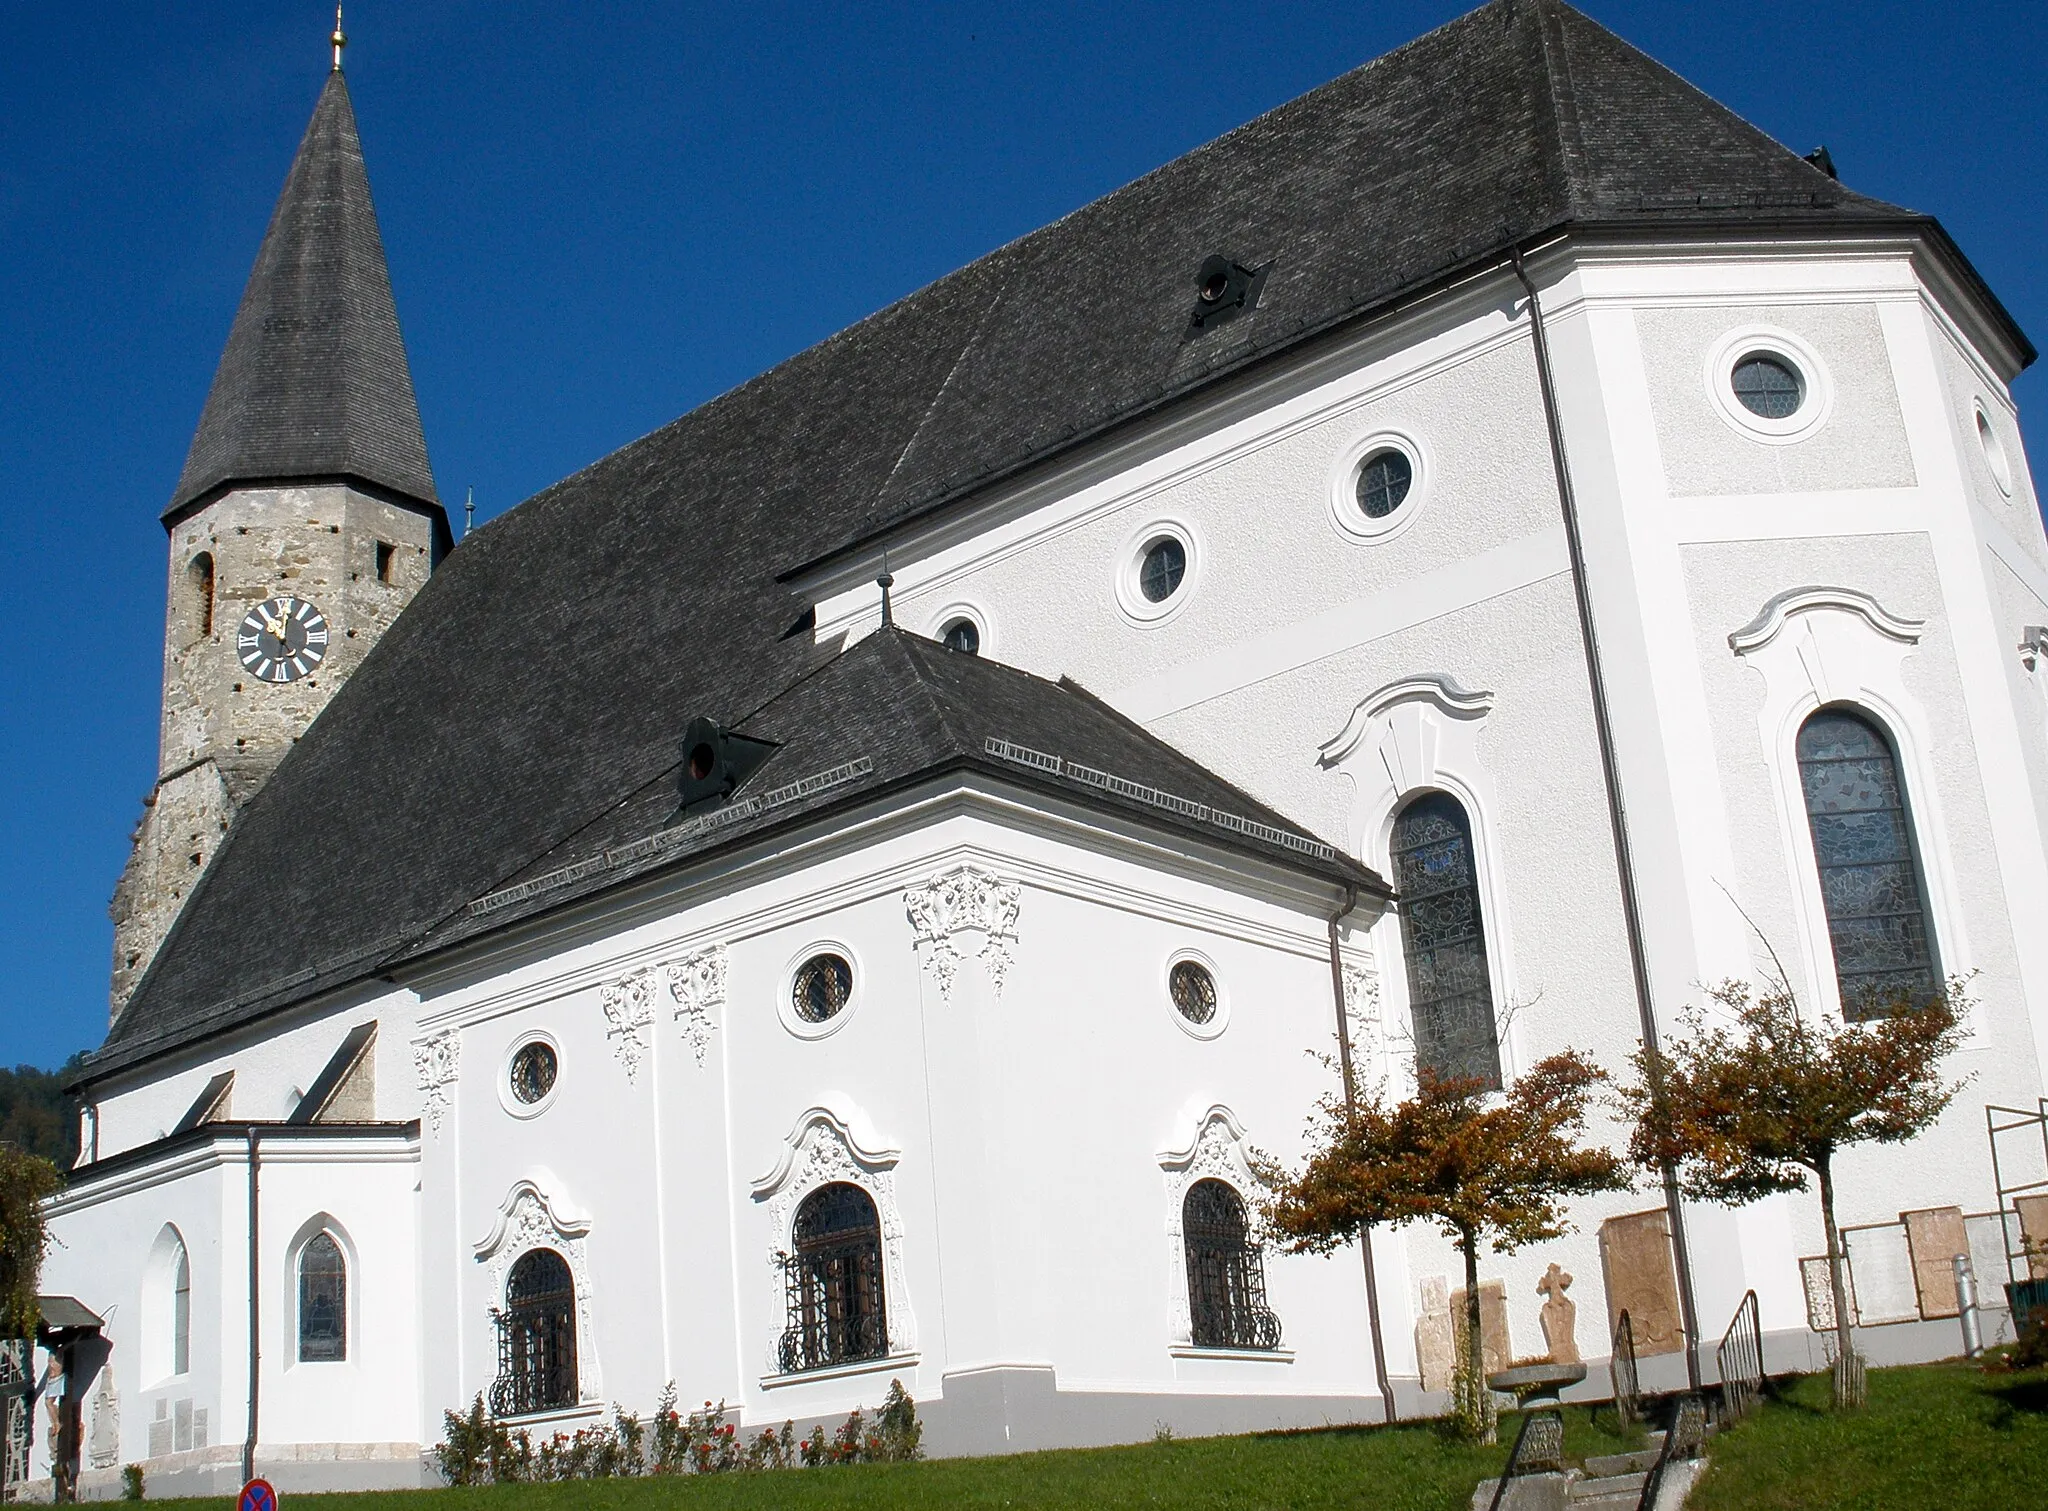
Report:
1326,886,1395,1422
1510,244,1703,1390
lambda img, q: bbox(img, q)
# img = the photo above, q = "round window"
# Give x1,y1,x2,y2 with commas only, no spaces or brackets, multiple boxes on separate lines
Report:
1169,960,1218,1025
941,618,980,655
1731,354,1804,420
509,1041,558,1105
1354,449,1413,519
792,953,855,1024
1139,537,1187,604
1978,407,2015,496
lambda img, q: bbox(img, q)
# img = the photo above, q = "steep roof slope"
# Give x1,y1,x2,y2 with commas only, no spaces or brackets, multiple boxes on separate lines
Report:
97,0,2020,1075
168,70,440,522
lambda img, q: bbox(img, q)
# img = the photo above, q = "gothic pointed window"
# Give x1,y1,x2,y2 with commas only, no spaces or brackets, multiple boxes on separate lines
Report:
1182,1180,1280,1350
171,1242,191,1376
490,1249,577,1416
297,1232,346,1362
778,1183,887,1373
1796,708,1940,1018
1391,791,1502,1088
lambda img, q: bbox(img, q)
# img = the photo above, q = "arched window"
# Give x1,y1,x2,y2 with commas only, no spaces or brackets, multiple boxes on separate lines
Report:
297,1232,346,1362
490,1249,577,1417
1183,1179,1280,1350
186,553,215,641
1391,791,1502,1088
171,1242,191,1376
778,1183,887,1374
1796,708,1940,1018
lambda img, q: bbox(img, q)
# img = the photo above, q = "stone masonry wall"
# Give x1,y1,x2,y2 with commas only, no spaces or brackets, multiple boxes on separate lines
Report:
110,484,437,1018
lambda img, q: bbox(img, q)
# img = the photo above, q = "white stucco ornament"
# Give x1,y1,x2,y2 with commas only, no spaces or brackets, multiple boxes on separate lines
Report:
412,1028,461,1134
600,969,657,1084
904,864,1022,1000
664,945,726,1067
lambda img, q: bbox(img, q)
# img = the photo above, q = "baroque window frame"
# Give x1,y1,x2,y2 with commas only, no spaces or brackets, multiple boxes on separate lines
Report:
1156,1105,1293,1361
1729,586,1970,1025
1318,675,1518,1088
472,1176,604,1411
749,1103,917,1382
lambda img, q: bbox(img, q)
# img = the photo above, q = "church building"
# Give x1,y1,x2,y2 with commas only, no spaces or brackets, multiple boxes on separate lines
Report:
21,1,2048,1495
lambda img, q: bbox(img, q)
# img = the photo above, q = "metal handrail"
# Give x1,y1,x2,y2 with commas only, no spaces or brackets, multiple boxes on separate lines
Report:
1485,1408,1544,1511
1716,1289,1763,1423
1611,1309,1641,1427
1635,1394,1705,1511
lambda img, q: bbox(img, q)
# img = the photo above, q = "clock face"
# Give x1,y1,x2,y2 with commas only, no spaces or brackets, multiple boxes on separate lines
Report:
236,596,330,683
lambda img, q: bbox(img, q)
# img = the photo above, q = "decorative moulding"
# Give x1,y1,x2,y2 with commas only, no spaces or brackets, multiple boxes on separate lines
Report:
472,1174,593,1259
664,945,725,1067
904,864,1022,1001
750,1103,902,1198
1727,586,1925,655
2018,626,2048,672
599,971,656,1084
412,1029,460,1134
1317,675,1494,768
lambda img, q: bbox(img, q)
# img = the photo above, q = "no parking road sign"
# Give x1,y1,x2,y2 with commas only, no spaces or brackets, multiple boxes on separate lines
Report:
238,1479,278,1511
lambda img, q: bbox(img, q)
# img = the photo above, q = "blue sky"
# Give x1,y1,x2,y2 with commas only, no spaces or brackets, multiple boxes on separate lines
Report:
2,1,2043,1071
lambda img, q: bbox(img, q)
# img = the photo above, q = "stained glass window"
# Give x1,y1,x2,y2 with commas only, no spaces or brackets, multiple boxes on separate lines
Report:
1732,355,1804,419
1391,791,1502,1088
1355,450,1414,519
1796,709,1939,1018
171,1243,190,1376
298,1232,346,1362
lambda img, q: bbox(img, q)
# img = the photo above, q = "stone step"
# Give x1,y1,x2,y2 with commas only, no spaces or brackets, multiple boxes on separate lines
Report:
1582,1448,1661,1477
1570,1470,1648,1501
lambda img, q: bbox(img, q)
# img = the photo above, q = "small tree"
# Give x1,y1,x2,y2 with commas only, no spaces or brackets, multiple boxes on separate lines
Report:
1261,1052,1628,1441
1,1145,64,1340
1621,979,1968,1409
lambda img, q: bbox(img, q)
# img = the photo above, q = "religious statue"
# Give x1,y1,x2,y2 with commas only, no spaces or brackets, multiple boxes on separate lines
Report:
1537,1262,1580,1365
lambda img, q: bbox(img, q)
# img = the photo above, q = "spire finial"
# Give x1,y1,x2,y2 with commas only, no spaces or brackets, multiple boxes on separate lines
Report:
877,567,895,627
464,486,475,539
331,4,347,71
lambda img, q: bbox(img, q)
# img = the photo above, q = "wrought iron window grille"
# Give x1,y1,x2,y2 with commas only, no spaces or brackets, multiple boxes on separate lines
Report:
490,1249,578,1418
777,1183,889,1374
1183,1179,1282,1351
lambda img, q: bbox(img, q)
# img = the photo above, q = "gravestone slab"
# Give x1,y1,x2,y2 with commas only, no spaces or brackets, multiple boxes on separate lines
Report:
2017,1194,2048,1280
1417,1274,1455,1393
1902,1206,1967,1318
1452,1279,1511,1376
1600,1210,1684,1356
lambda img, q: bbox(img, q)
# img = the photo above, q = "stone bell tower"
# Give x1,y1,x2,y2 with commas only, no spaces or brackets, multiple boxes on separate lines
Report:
110,36,449,1019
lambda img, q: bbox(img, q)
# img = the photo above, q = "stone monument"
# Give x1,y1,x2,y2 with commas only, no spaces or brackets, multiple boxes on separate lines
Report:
1537,1261,1580,1364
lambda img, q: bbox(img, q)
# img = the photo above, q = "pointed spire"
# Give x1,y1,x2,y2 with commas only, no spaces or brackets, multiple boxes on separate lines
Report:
331,4,347,71
167,69,443,527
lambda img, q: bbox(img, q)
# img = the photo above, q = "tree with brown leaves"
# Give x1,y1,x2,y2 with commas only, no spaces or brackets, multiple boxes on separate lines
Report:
1,1145,64,1341
1261,1052,1628,1441
1621,979,1968,1408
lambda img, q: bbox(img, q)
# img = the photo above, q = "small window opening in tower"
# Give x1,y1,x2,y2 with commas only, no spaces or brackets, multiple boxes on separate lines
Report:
187,553,215,639
375,540,396,582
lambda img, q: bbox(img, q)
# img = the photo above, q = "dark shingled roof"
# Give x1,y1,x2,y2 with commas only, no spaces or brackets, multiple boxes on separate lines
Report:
93,0,2029,1079
167,69,441,524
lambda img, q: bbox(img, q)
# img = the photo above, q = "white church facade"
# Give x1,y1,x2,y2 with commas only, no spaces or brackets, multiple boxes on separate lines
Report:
21,0,2048,1496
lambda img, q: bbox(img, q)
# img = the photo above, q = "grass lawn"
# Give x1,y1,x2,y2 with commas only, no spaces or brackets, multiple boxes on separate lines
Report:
1690,1359,2048,1511
150,1410,1641,1511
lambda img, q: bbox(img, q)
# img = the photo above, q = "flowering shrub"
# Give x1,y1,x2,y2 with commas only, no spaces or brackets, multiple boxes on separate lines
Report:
435,1379,920,1484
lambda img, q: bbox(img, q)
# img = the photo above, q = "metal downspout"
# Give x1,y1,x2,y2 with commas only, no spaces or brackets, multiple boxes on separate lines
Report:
243,1126,261,1485
1328,886,1396,1421
1509,244,1703,1390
